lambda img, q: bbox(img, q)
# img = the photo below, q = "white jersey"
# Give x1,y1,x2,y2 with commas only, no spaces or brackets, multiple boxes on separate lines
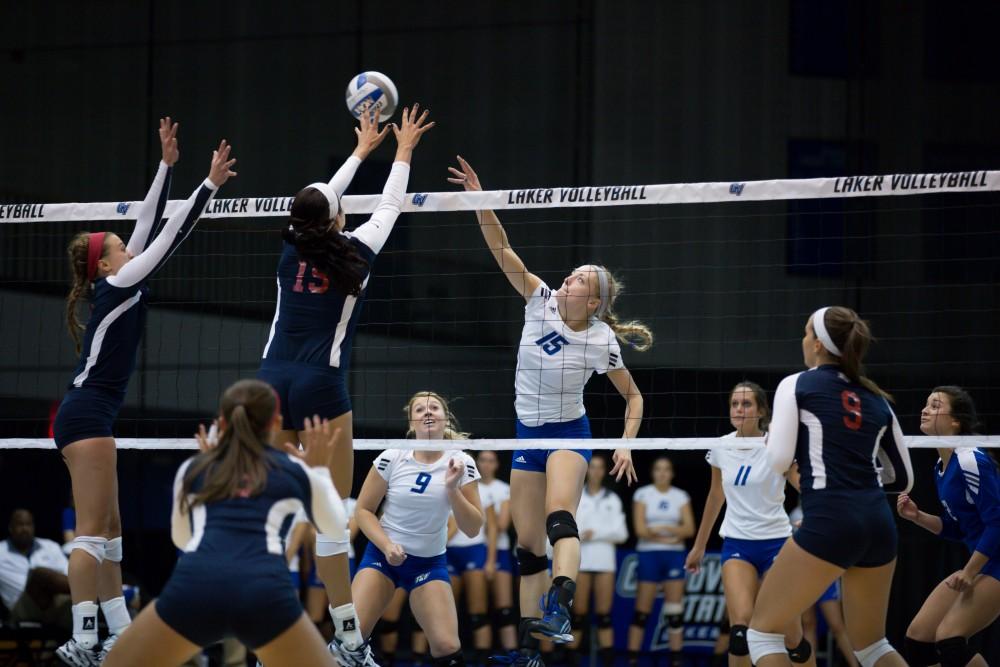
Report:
578,488,628,572
481,479,512,550
515,282,624,426
375,449,480,558
0,538,69,609
634,484,690,552
448,483,494,547
707,433,791,541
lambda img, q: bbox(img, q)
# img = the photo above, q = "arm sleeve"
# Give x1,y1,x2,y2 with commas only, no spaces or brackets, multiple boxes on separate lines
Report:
972,455,1000,559
303,466,348,541
374,449,396,481
126,161,172,255
348,161,410,255
109,178,218,289
876,406,913,494
169,458,196,550
328,155,362,198
461,453,482,486
767,374,800,475
596,335,624,375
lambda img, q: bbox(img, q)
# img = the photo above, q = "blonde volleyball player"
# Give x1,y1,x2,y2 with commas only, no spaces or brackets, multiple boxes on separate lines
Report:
448,157,645,667
54,120,235,666
899,386,1000,667
685,382,815,667
350,392,484,667
257,106,433,666
476,451,518,653
747,307,913,667
628,457,694,667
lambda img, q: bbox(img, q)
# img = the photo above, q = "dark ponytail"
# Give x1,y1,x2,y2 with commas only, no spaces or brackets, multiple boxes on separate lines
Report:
284,186,368,297
66,232,101,353
821,306,892,401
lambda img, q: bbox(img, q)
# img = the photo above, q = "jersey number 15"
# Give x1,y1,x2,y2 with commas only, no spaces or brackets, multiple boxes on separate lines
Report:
293,261,329,294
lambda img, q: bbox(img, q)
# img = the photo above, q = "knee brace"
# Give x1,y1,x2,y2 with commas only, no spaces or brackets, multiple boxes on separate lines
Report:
70,536,107,564
903,637,940,666
854,638,896,667
728,624,749,656
787,637,812,664
432,650,465,667
630,611,649,629
571,614,587,630
494,606,517,628
663,602,683,632
936,637,974,667
516,547,549,576
104,536,123,563
597,613,613,629
546,510,579,546
469,613,489,630
315,532,349,557
747,629,787,664
379,618,399,635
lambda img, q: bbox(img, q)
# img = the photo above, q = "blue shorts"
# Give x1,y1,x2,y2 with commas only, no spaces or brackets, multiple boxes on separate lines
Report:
512,415,592,473
818,579,840,603
157,556,302,649
496,549,514,573
982,558,1000,582
637,550,687,582
358,543,450,592
793,490,897,569
257,360,351,430
52,386,125,449
447,544,487,574
720,537,787,577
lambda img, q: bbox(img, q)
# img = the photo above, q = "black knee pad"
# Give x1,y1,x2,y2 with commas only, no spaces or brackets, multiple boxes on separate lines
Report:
379,618,399,635
546,510,579,546
597,613,613,629
903,637,940,667
516,547,549,576
728,624,749,656
630,611,649,629
571,614,587,630
494,606,516,628
432,650,465,667
936,637,974,667
788,638,812,664
469,613,489,630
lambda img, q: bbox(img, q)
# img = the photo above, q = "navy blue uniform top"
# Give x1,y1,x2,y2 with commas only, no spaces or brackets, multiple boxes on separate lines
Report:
936,448,1000,561
260,159,411,372
768,364,913,496
68,163,218,392
170,448,346,564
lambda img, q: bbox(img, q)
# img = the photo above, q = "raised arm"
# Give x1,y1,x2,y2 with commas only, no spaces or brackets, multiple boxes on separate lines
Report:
170,458,196,549
448,156,541,300
350,105,434,255
327,110,390,197
127,117,178,255
767,374,800,474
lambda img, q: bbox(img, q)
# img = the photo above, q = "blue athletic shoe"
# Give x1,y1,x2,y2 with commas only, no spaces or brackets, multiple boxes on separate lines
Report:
527,590,574,643
489,650,545,667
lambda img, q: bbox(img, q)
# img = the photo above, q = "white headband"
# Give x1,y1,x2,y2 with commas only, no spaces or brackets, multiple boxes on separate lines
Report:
305,182,340,220
811,307,842,357
580,264,611,319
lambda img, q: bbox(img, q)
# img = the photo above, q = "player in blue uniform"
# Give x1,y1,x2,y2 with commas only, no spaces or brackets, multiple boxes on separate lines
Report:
257,105,433,666
898,386,1000,667
54,120,235,666
747,307,913,667
102,379,347,667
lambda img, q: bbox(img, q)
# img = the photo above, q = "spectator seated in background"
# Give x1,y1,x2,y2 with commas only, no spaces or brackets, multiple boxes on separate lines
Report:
0,509,72,631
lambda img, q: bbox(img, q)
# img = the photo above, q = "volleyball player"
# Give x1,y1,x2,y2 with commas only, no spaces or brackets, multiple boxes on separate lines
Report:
256,105,433,665
476,451,518,653
448,157,646,666
899,386,1000,667
54,119,235,666
571,455,627,667
747,307,913,667
349,391,484,667
103,380,347,667
628,456,694,667
685,382,815,666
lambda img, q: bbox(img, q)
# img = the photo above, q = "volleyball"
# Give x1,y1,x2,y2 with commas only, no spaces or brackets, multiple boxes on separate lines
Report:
345,71,398,122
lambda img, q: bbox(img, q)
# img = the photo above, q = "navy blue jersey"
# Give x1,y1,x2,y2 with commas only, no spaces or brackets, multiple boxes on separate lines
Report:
170,448,346,564
935,448,1000,561
68,171,216,392
260,238,376,371
768,365,912,496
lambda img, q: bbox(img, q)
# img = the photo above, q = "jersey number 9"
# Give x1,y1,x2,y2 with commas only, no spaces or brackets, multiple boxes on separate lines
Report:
841,390,862,431
410,472,432,494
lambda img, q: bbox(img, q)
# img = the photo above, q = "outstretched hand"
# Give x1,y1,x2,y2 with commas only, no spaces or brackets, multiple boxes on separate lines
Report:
353,109,390,159
159,117,179,167
194,420,219,452
391,103,435,153
207,140,237,188
610,448,638,485
284,415,341,470
447,155,482,192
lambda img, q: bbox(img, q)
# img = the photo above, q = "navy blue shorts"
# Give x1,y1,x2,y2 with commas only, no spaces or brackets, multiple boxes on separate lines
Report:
720,537,787,577
358,543,450,592
512,415,592,473
156,556,302,649
818,579,840,603
446,544,487,574
53,386,125,450
793,490,897,569
257,360,351,430
636,550,687,582
496,549,514,573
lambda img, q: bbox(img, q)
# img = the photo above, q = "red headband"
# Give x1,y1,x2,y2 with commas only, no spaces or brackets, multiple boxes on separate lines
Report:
86,232,106,281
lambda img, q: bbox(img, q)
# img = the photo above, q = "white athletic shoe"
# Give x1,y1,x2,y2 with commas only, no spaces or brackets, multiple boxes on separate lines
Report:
328,637,380,667
97,633,119,662
56,639,101,667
